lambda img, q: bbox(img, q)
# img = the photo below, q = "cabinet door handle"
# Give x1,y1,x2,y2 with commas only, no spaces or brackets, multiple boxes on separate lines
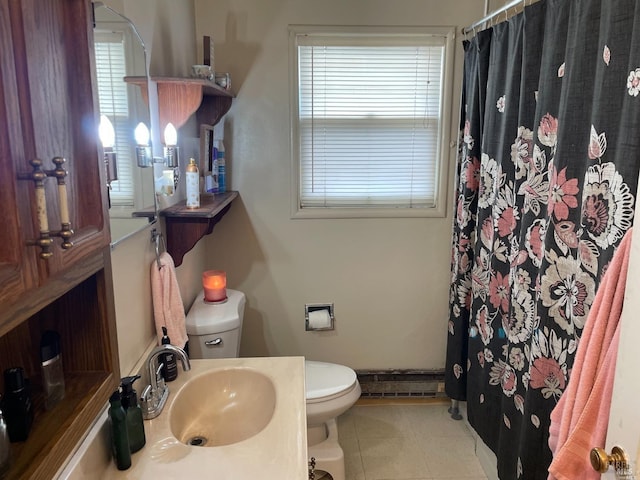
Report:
51,157,73,249
18,157,74,259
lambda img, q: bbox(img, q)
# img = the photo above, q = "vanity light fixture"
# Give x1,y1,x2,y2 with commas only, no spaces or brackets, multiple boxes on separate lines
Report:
163,123,179,168
161,122,180,195
98,114,118,186
134,122,152,167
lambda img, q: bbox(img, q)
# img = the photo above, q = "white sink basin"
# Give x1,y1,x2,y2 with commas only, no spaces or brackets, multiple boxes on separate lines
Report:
169,368,276,447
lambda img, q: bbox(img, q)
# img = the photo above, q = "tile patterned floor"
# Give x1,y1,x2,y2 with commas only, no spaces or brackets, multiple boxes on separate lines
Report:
331,400,488,480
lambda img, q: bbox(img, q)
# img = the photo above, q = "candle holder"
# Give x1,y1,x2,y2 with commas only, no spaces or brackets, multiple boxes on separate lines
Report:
202,270,227,303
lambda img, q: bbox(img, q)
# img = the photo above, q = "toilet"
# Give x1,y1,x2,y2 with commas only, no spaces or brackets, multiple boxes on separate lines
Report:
305,360,361,480
185,290,361,480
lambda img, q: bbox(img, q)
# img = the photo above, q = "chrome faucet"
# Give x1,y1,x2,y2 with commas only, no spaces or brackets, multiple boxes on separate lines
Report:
140,344,191,420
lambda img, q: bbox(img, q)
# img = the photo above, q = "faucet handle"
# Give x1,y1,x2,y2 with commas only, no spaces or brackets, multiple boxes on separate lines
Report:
141,384,152,401
155,362,164,380
140,384,153,414
155,363,166,389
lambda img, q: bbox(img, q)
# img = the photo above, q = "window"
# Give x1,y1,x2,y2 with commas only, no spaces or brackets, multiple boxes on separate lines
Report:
290,26,455,218
95,31,135,207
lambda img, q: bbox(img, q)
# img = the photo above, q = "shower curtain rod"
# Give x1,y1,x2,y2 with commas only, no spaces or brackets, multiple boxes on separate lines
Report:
462,0,534,35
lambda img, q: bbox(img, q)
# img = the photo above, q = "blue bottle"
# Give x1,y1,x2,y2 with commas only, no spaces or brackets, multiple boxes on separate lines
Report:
216,140,226,193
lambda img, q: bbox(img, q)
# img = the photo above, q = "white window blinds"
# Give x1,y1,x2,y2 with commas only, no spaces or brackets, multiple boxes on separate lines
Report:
95,32,135,207
295,32,446,211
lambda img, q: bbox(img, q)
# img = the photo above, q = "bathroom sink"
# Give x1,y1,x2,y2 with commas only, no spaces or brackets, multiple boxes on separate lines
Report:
168,367,276,447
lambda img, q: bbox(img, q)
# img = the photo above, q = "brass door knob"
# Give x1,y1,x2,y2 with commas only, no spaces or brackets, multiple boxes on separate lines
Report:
590,446,630,473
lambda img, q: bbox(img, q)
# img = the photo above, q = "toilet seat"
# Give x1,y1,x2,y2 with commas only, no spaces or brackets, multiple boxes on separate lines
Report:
305,360,358,403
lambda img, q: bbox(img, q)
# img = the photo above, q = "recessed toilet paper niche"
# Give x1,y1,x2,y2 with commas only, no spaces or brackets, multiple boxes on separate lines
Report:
305,303,335,331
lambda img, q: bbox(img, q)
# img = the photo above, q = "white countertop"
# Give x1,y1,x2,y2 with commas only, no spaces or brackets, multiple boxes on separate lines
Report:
102,356,308,479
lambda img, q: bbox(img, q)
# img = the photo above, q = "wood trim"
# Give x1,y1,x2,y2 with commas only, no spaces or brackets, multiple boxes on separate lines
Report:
0,250,104,338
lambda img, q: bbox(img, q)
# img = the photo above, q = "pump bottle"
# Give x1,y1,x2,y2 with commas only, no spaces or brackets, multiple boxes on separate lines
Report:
160,327,178,382
108,390,131,470
120,376,146,453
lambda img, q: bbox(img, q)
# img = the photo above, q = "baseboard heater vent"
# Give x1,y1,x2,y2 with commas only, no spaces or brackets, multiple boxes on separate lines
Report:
356,369,446,398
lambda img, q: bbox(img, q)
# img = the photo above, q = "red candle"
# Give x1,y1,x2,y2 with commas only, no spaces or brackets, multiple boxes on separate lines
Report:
202,270,227,302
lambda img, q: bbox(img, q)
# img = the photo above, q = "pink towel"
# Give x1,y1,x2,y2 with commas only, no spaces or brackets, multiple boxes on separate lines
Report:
547,228,633,480
150,251,188,349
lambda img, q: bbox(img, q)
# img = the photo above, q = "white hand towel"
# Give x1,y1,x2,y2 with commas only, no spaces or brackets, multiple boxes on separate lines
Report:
150,251,188,348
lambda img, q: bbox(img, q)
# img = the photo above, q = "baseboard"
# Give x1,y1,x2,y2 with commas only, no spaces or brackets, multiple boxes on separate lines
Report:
356,369,447,398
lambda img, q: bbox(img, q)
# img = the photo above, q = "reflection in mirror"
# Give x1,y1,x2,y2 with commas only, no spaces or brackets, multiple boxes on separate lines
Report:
93,2,157,245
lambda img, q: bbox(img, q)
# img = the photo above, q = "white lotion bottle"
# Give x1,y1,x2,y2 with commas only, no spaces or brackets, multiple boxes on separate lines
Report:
186,158,200,208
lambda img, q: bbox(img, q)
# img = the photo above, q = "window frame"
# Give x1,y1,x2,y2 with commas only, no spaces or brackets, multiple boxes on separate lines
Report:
94,23,148,215
288,25,456,219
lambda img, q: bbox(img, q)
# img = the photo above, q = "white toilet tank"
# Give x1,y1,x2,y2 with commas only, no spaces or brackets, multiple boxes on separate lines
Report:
185,289,246,359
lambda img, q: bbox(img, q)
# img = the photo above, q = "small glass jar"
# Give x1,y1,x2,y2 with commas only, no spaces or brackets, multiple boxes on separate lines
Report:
40,331,65,410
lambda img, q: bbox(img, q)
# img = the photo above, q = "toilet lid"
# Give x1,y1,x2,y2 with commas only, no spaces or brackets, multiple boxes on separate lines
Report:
305,360,357,401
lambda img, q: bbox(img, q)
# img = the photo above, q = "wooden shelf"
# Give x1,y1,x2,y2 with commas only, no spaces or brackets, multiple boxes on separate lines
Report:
6,371,114,480
124,76,234,130
160,191,238,266
0,260,119,480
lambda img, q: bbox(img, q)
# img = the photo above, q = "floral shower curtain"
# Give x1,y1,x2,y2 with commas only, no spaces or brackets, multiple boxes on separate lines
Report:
445,1,640,479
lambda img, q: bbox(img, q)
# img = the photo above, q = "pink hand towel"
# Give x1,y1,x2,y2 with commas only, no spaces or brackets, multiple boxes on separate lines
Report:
547,228,633,480
150,251,189,349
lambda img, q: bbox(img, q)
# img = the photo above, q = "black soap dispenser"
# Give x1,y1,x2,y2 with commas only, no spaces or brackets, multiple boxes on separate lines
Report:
1,368,33,442
160,327,178,382
120,376,145,453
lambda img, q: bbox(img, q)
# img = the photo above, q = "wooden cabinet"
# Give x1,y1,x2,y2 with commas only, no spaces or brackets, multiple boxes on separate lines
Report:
0,1,119,478
0,0,110,312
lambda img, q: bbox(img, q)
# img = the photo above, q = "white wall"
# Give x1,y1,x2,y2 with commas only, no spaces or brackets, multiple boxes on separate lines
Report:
104,0,203,376
194,0,486,370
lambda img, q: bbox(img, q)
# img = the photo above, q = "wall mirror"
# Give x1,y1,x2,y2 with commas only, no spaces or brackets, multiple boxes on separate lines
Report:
93,2,157,245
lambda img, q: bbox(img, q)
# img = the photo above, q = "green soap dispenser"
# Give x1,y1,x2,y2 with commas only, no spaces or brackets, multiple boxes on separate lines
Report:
108,390,131,470
120,376,146,453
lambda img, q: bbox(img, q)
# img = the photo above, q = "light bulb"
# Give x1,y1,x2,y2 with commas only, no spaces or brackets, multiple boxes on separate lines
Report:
164,123,177,146
99,115,115,148
134,122,150,146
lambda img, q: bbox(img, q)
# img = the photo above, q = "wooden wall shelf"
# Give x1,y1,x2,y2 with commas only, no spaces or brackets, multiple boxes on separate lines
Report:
125,76,234,131
160,191,238,267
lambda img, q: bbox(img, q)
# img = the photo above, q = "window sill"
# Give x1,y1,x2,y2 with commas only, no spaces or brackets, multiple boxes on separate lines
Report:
290,204,446,219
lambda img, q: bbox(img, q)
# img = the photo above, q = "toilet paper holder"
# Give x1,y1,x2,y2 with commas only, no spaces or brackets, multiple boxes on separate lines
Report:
305,303,335,331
